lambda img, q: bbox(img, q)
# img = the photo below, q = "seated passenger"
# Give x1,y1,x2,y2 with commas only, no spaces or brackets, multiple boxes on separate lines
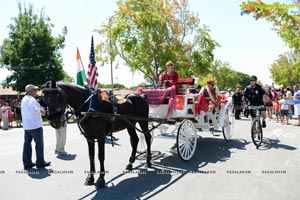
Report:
158,60,179,94
197,79,222,129
199,79,221,112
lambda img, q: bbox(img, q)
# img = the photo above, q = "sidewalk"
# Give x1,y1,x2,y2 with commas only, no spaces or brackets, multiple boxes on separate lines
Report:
270,114,300,126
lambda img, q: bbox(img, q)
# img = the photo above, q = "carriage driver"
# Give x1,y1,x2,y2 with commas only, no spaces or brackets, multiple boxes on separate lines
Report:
158,60,179,94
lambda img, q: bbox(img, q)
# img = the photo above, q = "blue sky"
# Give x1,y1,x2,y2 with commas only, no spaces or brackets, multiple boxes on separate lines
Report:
0,0,293,87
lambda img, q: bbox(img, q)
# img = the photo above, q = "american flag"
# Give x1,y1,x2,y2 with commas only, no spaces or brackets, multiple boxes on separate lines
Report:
87,36,98,89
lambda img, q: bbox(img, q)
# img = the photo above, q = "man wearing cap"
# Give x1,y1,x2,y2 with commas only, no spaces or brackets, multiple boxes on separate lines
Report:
244,75,268,128
21,84,51,169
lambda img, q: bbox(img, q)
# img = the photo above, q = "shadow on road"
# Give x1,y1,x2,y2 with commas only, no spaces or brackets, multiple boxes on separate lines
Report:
78,136,250,200
156,136,250,172
26,168,51,179
258,138,297,151
92,168,172,200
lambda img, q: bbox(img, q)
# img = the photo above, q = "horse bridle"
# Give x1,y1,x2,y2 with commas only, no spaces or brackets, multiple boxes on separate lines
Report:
42,85,97,123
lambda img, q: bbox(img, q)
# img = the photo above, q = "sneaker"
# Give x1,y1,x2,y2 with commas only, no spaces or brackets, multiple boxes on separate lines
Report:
262,121,266,128
24,163,36,170
57,151,67,156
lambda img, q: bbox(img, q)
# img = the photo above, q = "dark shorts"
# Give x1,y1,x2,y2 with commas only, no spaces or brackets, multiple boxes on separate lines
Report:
265,102,273,107
249,107,266,118
281,110,289,116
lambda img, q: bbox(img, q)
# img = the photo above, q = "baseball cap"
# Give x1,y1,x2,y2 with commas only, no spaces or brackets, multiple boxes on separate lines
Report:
25,84,39,92
249,75,257,81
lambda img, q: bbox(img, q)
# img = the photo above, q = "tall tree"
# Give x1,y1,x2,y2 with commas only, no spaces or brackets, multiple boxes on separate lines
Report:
241,1,300,86
270,52,300,86
0,3,68,91
95,0,219,85
241,0,300,51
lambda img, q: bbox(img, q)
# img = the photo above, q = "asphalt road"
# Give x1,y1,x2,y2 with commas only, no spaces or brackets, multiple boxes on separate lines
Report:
0,116,300,200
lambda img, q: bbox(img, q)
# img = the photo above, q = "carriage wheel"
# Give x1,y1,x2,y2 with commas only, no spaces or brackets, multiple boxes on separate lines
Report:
176,119,197,161
222,108,234,142
137,126,154,154
251,119,263,148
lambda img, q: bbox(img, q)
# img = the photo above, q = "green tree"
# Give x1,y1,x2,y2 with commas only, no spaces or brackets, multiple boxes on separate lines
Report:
241,1,300,86
0,3,69,91
270,52,300,86
95,0,219,85
199,60,251,91
241,1,300,51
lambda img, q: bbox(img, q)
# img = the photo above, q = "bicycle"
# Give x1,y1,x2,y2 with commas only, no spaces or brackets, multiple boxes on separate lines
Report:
247,105,265,148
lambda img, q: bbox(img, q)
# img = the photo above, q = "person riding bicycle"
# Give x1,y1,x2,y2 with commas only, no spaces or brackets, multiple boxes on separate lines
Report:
244,75,268,128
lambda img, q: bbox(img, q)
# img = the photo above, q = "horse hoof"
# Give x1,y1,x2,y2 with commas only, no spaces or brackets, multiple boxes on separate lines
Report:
95,177,105,189
84,176,94,186
125,164,133,171
145,162,152,168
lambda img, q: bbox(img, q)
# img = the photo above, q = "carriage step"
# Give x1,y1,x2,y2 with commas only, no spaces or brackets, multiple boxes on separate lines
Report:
210,128,221,136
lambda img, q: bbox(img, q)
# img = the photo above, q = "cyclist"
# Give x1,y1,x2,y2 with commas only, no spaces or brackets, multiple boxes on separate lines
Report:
244,75,269,128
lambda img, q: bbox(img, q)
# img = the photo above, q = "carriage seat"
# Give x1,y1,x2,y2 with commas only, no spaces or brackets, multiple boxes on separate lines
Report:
177,78,195,85
177,78,195,95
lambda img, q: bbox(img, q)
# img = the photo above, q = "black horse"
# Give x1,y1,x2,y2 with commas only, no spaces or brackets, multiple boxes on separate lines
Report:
42,80,152,189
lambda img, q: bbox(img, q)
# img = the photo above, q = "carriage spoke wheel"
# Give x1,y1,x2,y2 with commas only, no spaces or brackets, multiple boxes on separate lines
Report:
222,108,234,142
177,119,197,161
251,119,263,148
137,124,154,154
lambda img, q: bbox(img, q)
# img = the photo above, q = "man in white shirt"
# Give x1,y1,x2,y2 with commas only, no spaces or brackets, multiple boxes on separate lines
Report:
21,84,51,170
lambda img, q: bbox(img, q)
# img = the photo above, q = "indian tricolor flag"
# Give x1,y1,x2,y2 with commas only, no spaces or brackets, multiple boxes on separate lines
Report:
76,48,87,86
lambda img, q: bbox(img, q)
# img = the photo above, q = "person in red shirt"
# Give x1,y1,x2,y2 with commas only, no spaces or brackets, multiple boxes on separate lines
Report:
158,61,179,94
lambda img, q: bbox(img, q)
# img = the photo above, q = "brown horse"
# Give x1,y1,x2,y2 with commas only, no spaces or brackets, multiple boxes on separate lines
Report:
42,80,152,189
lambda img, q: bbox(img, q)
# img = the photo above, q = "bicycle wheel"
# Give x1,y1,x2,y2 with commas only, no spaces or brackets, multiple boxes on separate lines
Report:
251,119,263,147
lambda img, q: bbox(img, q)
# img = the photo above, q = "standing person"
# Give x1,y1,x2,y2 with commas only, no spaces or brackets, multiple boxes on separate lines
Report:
264,88,273,120
279,94,290,125
244,75,268,128
158,60,179,94
0,103,2,129
14,99,22,127
21,84,50,170
286,87,293,119
292,85,300,126
273,98,281,123
54,116,68,156
1,102,11,130
232,88,243,119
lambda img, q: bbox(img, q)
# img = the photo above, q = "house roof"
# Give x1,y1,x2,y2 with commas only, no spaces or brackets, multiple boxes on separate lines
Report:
0,86,19,95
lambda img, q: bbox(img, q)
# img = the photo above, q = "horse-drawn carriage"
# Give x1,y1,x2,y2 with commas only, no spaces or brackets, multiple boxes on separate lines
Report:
136,78,235,161
41,79,234,188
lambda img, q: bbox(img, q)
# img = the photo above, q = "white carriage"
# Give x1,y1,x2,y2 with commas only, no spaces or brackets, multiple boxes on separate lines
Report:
136,78,234,161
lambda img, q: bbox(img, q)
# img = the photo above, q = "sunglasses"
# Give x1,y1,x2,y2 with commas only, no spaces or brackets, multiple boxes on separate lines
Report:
166,64,173,67
250,80,256,81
